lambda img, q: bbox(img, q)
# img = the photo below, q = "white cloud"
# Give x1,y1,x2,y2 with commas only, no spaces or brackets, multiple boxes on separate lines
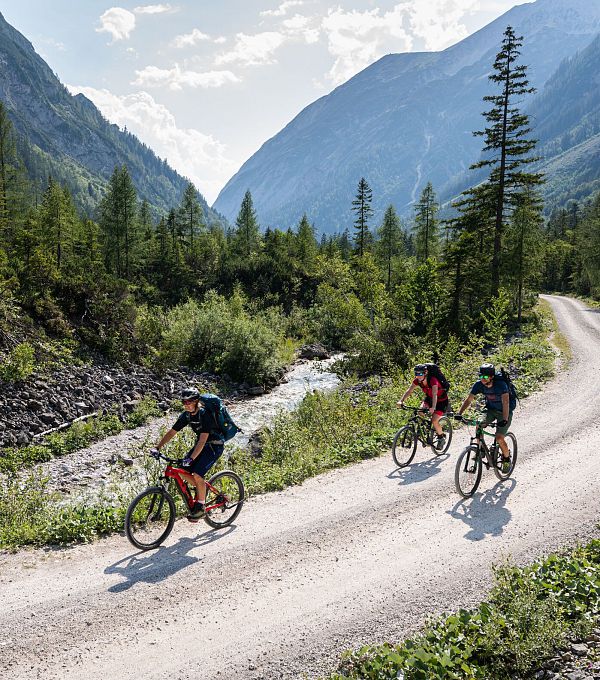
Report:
133,64,240,90
282,14,320,44
133,4,174,14
96,7,136,42
261,1,305,18
214,36,227,44
172,28,211,48
321,7,412,85
406,0,476,51
67,86,238,204
215,31,286,66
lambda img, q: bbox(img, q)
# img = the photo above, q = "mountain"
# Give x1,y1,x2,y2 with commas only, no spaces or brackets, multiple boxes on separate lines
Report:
0,11,224,225
213,0,600,233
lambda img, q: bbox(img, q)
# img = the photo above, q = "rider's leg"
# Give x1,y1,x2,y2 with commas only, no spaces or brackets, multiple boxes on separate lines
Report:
495,433,509,458
431,412,443,435
191,472,207,503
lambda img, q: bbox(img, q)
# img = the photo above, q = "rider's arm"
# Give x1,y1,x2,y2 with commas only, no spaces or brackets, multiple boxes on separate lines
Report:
398,383,416,405
457,393,474,415
156,429,177,450
190,432,209,460
501,392,509,421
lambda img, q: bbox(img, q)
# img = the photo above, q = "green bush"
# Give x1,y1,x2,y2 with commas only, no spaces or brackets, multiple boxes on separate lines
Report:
0,342,36,382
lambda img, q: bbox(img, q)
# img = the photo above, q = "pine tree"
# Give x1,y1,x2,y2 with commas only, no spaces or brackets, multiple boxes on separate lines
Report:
376,204,403,290
471,25,543,296
234,190,261,255
179,182,204,246
351,177,373,257
39,177,77,268
295,214,317,268
413,182,439,262
0,102,28,247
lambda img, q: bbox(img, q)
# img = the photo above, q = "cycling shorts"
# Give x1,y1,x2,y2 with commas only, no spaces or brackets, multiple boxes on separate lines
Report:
483,408,512,435
185,442,224,477
422,396,449,417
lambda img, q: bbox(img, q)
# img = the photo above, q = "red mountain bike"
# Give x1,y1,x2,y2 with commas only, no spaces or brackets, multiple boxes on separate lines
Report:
124,450,245,550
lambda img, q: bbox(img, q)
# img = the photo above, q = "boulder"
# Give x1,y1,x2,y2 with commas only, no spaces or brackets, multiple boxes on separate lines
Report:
298,343,330,360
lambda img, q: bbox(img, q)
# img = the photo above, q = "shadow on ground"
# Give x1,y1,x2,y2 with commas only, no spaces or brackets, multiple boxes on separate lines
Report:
388,452,450,486
105,525,236,592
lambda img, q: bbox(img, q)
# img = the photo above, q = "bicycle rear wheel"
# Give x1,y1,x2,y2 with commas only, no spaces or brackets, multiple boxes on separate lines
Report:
125,486,176,550
493,432,518,480
455,446,482,498
204,470,245,529
430,416,453,455
392,425,418,468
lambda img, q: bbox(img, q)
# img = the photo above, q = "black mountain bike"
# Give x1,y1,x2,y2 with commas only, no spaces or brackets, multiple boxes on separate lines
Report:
454,416,518,498
392,405,453,468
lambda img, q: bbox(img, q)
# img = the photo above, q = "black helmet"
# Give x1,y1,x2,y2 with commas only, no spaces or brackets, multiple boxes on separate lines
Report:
414,364,427,375
181,387,200,401
479,363,495,378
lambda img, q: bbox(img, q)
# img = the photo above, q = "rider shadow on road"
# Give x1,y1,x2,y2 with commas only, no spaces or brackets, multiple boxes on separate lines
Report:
388,453,450,486
105,525,236,593
447,479,516,541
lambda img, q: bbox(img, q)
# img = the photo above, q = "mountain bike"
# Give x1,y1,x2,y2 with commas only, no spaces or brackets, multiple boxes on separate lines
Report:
454,416,518,498
392,405,453,468
124,450,245,550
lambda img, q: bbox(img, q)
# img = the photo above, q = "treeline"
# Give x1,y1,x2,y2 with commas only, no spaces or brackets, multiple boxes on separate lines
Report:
0,26,598,384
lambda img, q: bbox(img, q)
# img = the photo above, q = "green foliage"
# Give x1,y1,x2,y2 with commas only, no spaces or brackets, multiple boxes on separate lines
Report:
480,289,511,348
0,341,35,382
327,540,600,679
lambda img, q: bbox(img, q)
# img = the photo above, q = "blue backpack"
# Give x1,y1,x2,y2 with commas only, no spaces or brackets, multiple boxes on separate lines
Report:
495,369,518,411
200,393,241,442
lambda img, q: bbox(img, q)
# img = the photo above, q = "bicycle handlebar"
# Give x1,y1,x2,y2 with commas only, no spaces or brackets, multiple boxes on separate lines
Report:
455,415,497,429
400,405,429,413
150,450,184,465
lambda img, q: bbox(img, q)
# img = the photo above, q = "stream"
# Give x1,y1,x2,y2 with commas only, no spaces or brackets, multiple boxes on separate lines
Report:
37,357,341,501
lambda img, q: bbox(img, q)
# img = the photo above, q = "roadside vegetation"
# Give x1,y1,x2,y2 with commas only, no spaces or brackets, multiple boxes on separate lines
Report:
325,539,600,680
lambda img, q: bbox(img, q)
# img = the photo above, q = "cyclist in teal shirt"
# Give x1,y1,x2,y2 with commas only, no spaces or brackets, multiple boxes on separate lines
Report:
455,363,513,471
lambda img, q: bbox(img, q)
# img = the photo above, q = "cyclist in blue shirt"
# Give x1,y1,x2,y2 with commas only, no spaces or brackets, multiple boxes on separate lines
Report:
455,363,513,471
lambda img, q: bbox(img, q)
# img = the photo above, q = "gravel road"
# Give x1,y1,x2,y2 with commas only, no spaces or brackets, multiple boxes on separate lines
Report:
1,294,600,680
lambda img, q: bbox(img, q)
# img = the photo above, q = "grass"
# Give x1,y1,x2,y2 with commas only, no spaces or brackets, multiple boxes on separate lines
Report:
325,539,600,679
538,297,573,363
0,301,560,550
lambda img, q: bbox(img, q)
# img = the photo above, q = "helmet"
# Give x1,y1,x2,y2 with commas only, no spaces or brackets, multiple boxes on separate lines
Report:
181,387,200,401
479,363,495,378
414,364,427,375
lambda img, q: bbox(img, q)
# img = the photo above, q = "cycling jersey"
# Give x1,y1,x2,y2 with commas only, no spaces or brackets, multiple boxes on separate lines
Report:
172,408,221,441
470,378,511,412
412,376,447,401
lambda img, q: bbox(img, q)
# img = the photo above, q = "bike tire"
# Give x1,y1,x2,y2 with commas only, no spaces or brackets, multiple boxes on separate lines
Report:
125,486,176,550
455,446,482,498
493,432,518,481
392,425,418,468
430,415,453,455
204,470,245,529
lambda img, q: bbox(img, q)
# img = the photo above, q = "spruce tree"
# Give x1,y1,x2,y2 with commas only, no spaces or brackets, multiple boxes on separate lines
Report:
413,182,439,262
234,190,261,255
351,177,373,257
471,25,543,296
179,182,204,246
0,102,28,247
377,204,403,290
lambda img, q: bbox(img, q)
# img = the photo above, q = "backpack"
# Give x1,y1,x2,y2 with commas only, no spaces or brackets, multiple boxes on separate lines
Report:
200,392,241,442
494,368,518,411
424,364,450,393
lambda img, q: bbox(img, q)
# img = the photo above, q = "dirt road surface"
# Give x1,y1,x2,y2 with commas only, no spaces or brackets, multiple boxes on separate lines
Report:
1,294,600,680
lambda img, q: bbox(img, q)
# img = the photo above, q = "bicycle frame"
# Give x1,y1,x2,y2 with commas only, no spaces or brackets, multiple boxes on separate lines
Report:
469,423,499,468
162,464,229,514
404,407,435,445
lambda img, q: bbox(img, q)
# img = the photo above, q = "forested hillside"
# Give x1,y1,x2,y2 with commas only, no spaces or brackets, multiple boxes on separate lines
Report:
0,11,223,226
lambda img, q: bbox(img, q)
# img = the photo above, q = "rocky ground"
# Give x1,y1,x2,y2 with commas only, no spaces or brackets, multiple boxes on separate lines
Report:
534,633,600,679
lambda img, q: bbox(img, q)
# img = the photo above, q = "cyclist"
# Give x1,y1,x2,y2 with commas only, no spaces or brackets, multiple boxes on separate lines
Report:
151,387,224,521
455,363,513,471
397,364,449,450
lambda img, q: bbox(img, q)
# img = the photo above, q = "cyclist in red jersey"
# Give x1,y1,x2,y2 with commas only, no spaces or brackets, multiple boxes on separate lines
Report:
397,364,449,451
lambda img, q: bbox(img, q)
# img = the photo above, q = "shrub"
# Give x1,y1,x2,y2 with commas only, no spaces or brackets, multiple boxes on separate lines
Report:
0,342,36,382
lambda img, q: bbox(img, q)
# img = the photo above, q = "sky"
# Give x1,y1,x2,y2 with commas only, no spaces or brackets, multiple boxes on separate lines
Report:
1,0,520,204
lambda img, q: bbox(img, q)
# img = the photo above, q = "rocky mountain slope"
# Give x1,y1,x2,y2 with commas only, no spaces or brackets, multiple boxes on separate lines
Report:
213,0,600,232
0,11,224,224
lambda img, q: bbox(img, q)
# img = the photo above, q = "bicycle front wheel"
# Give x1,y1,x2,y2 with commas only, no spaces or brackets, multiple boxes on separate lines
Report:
455,446,482,498
392,425,418,468
493,432,518,480
125,486,176,550
430,416,453,455
204,470,245,529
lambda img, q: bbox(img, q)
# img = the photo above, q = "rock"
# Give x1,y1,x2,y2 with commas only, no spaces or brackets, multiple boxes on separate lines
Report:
298,342,330,360
39,412,57,425
571,643,589,657
246,386,265,396
16,432,30,446
27,400,44,412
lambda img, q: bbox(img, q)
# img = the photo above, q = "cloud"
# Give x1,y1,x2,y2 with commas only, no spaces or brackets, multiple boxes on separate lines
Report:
406,0,476,51
282,14,320,44
133,64,240,90
172,28,211,48
133,4,174,14
67,86,238,204
260,1,305,18
321,6,412,85
215,31,286,66
96,7,136,42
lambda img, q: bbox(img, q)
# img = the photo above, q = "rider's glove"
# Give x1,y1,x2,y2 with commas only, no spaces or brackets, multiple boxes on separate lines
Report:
150,447,160,459
497,419,508,427
454,414,463,422
182,457,193,468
